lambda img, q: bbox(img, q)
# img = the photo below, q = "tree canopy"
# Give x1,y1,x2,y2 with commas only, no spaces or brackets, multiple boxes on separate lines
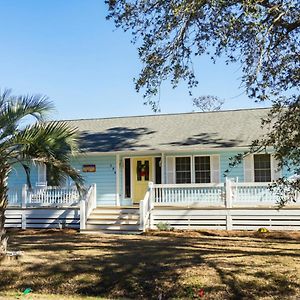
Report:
107,0,300,204
0,89,84,253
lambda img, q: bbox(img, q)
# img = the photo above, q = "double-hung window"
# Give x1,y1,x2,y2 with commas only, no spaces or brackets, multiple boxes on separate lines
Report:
254,154,271,182
195,156,211,183
175,157,191,183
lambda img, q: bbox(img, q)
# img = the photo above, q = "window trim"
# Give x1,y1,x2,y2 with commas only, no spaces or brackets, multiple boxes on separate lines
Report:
253,153,272,182
154,156,162,184
193,155,211,184
173,155,214,184
37,163,47,186
122,157,133,199
175,155,193,184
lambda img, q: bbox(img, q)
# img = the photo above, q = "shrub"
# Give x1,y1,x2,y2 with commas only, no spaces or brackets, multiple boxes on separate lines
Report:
156,222,173,231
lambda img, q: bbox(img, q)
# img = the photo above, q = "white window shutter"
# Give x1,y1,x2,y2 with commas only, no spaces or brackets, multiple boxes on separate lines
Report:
210,155,220,183
271,155,281,180
244,155,254,182
37,163,47,186
166,156,175,184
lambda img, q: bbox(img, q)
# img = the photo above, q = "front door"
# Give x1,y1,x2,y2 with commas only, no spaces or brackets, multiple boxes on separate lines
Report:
132,157,152,203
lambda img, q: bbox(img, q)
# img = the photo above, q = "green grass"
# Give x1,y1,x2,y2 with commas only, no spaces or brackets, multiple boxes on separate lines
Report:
0,229,299,299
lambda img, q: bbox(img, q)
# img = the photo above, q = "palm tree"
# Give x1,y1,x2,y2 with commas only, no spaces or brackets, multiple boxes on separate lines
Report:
0,89,84,254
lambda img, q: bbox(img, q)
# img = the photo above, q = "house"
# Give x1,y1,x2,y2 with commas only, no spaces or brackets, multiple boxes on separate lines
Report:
6,108,300,232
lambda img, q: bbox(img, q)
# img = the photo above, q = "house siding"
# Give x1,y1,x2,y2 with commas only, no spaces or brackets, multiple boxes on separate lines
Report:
8,163,39,188
71,156,117,206
8,150,294,206
7,156,117,206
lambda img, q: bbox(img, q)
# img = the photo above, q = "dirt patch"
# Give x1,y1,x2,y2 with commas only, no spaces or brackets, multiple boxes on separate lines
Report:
1,229,299,299
146,229,300,240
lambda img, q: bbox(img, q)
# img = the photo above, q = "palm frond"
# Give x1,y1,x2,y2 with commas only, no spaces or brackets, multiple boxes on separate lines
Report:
6,121,83,192
0,90,53,142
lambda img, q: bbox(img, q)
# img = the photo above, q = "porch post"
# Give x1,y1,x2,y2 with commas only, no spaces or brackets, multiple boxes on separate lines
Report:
80,199,86,230
116,154,120,206
225,177,233,208
21,184,27,208
225,178,233,230
161,153,165,184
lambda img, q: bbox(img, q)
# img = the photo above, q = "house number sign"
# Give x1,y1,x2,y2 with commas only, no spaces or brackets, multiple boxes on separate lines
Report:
82,164,96,172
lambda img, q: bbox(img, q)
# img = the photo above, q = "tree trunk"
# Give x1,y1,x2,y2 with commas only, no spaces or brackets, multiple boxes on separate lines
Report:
0,164,10,254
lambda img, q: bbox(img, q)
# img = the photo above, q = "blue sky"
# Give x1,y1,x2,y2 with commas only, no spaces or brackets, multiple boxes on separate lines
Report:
0,0,268,120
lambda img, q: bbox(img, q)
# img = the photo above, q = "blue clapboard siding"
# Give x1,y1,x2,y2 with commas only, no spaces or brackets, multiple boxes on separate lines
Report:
8,162,39,187
8,163,39,204
7,151,293,206
71,155,117,206
7,156,117,206
219,151,245,181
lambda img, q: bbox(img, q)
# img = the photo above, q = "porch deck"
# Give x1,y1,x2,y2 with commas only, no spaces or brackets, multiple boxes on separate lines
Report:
6,181,300,232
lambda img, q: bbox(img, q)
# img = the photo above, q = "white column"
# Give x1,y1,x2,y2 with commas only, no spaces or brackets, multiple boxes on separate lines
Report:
80,199,86,230
21,212,26,229
161,153,165,184
21,184,27,208
225,178,233,230
225,177,233,208
116,154,120,206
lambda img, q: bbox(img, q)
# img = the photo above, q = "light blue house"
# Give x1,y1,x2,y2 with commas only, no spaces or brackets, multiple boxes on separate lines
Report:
7,108,300,232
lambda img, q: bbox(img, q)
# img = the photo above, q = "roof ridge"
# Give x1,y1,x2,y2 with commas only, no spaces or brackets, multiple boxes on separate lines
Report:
53,106,270,122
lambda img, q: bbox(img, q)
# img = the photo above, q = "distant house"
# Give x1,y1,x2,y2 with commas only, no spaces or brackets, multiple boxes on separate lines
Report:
6,108,300,232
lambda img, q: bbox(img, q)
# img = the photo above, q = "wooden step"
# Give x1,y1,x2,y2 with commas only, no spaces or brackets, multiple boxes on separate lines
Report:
89,212,139,219
87,219,139,225
92,208,140,214
86,224,141,231
87,215,140,222
80,229,142,235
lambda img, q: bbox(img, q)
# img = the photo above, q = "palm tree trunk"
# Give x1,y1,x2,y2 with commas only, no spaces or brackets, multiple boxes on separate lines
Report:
0,163,10,254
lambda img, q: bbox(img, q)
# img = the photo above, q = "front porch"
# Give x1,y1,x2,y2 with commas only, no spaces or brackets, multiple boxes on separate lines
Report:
6,180,300,233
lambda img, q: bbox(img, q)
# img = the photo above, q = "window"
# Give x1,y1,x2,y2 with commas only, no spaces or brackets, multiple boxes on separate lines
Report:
254,154,271,182
195,156,211,183
176,157,191,183
124,158,131,198
37,163,47,186
155,157,162,184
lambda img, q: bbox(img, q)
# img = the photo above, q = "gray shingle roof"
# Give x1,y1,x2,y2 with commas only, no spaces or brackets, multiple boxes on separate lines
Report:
63,108,270,153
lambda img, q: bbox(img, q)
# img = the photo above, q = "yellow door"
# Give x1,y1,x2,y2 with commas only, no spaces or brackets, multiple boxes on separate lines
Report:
132,157,153,203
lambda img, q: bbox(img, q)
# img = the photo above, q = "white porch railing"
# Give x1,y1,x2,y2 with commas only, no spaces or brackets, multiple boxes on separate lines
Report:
153,183,225,206
7,184,81,207
233,182,278,206
7,187,22,206
152,179,299,207
26,186,80,206
80,184,97,230
139,182,154,232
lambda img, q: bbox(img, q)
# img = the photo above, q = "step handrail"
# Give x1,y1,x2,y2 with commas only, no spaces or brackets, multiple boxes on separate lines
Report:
139,182,154,232
80,184,97,230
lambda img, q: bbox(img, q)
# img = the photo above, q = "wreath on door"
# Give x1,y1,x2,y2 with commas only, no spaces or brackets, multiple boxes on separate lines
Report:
137,161,149,181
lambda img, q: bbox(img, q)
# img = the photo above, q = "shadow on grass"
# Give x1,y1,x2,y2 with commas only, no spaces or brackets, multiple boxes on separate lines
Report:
1,230,299,299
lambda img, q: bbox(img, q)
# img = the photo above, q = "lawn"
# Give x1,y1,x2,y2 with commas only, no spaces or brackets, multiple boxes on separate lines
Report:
0,229,300,300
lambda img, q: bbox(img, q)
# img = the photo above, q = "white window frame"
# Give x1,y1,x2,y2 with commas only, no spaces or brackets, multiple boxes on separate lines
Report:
253,153,272,182
174,155,193,184
37,163,47,187
193,155,212,184
164,154,221,184
244,153,281,183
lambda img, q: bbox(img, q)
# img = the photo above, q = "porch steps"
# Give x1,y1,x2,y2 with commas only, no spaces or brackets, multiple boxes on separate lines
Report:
85,206,141,234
